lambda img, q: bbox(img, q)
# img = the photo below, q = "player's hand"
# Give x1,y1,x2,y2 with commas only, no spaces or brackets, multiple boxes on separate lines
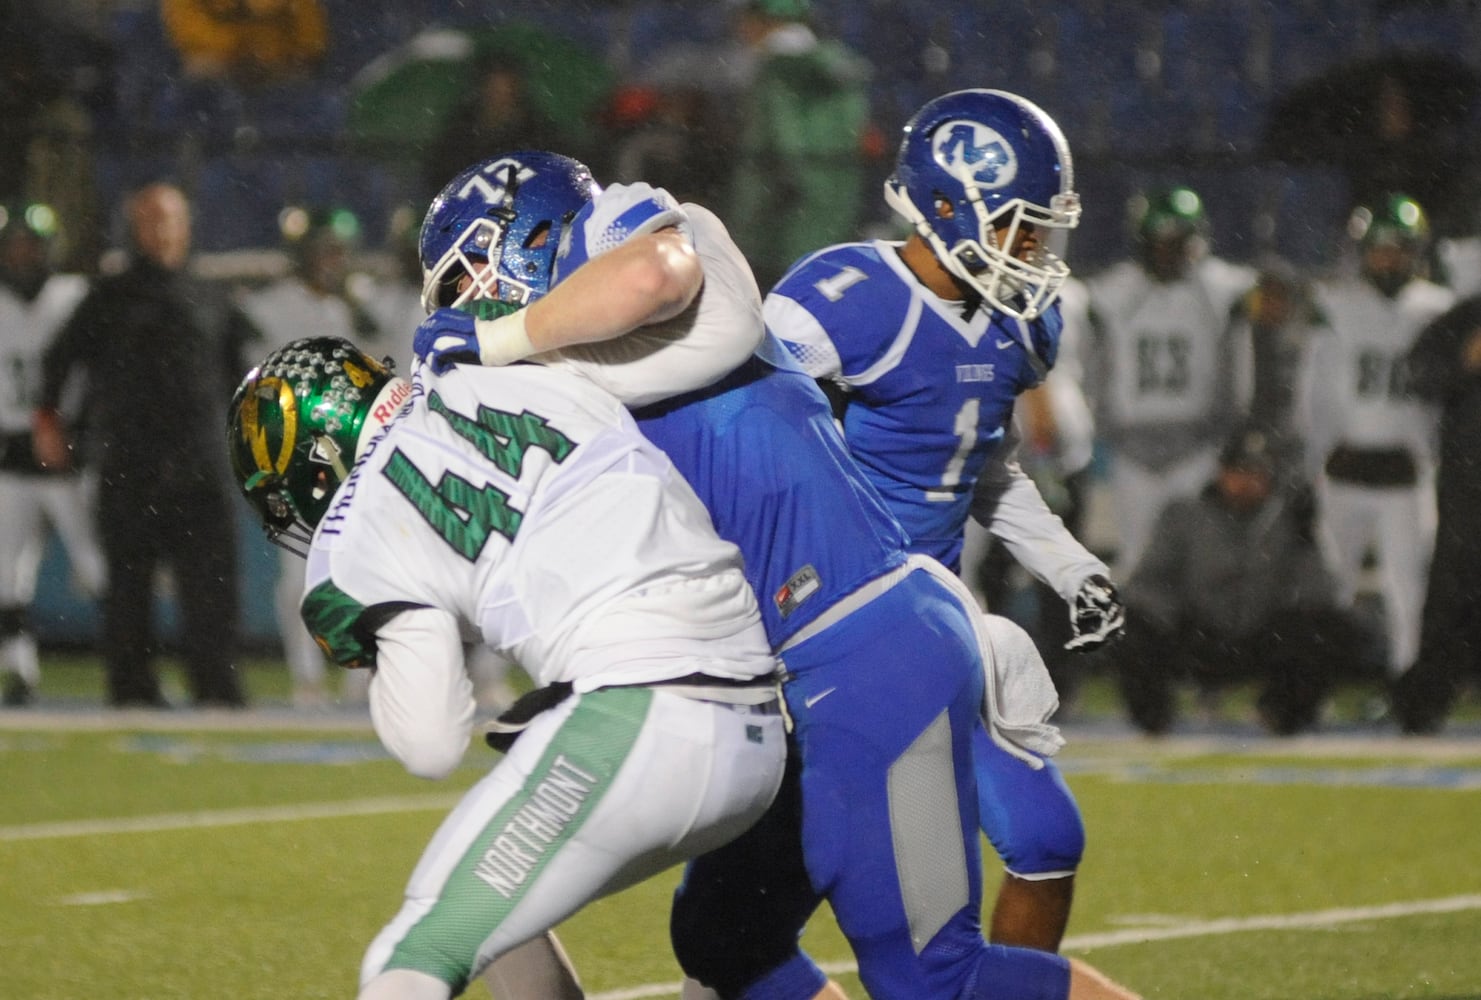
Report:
413,301,528,374
31,407,72,471
1064,574,1126,652
413,307,481,374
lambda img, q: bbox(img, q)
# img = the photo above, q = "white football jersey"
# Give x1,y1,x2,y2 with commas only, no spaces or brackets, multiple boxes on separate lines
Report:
241,278,359,356
0,274,88,432
1086,256,1256,431
301,360,772,693
1298,275,1455,467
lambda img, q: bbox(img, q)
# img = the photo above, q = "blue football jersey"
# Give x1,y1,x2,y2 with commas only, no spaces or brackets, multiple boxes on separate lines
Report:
633,333,909,649
768,240,1062,571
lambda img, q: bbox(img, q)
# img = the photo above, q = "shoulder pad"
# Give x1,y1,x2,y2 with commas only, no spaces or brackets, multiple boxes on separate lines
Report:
554,182,690,283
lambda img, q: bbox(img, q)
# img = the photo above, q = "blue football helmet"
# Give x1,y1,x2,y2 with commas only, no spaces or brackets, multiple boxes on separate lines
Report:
419,151,600,312
885,89,1080,320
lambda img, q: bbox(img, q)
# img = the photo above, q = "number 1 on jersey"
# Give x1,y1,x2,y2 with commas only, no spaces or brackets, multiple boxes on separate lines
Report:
813,266,868,302
927,398,979,501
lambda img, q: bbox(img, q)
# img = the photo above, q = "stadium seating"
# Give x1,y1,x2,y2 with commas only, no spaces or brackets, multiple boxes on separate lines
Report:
87,0,1481,266
30,0,1480,645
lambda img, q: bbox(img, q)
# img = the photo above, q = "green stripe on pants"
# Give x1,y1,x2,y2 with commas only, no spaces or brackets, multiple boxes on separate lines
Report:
387,686,654,992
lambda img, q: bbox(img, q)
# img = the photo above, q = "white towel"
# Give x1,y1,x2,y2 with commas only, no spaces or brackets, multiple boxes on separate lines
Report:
910,555,1064,767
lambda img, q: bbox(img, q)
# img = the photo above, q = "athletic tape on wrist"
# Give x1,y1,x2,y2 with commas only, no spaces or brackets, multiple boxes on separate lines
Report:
475,308,535,366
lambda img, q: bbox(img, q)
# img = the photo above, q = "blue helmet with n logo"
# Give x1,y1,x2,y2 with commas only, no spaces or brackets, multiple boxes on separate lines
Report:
885,89,1079,320
419,150,599,313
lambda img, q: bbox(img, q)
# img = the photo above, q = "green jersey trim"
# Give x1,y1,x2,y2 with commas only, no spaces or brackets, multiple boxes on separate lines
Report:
300,578,374,667
384,686,654,991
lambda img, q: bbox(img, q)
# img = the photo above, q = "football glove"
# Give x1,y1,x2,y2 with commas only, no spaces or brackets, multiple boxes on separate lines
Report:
1064,574,1126,652
413,300,529,374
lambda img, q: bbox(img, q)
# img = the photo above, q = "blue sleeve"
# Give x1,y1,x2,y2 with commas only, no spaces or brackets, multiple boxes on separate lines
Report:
771,244,915,380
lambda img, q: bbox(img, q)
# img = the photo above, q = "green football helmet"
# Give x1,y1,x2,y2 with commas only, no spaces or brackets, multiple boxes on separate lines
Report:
1348,192,1429,249
742,0,811,19
1131,185,1208,280
1132,185,1207,246
227,337,409,554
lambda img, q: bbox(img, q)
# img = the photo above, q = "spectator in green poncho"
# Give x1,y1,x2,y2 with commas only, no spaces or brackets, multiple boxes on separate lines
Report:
727,0,874,290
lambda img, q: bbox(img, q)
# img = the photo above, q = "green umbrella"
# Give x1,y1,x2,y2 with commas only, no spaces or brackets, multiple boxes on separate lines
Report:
346,22,615,154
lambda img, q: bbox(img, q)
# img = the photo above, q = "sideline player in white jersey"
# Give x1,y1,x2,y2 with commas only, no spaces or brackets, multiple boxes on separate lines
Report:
227,333,786,1000
1082,186,1257,575
0,202,104,705
240,207,375,708
765,90,1119,956
1296,193,1454,678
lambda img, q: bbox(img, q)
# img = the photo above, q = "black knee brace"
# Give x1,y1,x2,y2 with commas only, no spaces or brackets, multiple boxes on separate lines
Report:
0,605,30,641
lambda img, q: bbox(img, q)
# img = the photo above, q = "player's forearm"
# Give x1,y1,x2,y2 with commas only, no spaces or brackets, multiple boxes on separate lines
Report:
369,608,477,780
997,520,1108,602
31,407,72,470
977,462,1107,601
525,230,702,352
551,211,764,407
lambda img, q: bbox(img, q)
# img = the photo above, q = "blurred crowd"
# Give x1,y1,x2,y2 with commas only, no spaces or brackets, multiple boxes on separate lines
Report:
2,0,1479,733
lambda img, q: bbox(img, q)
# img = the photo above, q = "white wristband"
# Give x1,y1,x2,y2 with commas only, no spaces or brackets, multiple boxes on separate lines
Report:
475,308,536,367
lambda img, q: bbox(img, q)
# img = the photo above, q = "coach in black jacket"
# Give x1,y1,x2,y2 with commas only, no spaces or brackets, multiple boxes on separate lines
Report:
1393,294,1481,732
34,181,255,708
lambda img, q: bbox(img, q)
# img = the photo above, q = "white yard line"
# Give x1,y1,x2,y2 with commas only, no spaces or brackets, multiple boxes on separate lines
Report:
0,793,461,842
5,793,1478,997
1056,729,1481,762
4,721,1478,1000
1061,894,1481,949
587,895,1481,1000
0,707,377,733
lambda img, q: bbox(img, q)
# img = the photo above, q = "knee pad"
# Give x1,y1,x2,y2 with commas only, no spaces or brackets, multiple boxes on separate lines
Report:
0,606,29,641
974,732,1085,877
999,797,1085,878
671,784,824,1000
867,910,1070,1000
962,943,1071,1000
672,874,825,999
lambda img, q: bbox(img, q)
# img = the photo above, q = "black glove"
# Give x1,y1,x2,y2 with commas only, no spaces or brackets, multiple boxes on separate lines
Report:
1064,574,1126,652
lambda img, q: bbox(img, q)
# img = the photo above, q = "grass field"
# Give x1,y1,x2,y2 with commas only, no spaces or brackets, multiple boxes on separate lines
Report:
3,657,1480,1000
